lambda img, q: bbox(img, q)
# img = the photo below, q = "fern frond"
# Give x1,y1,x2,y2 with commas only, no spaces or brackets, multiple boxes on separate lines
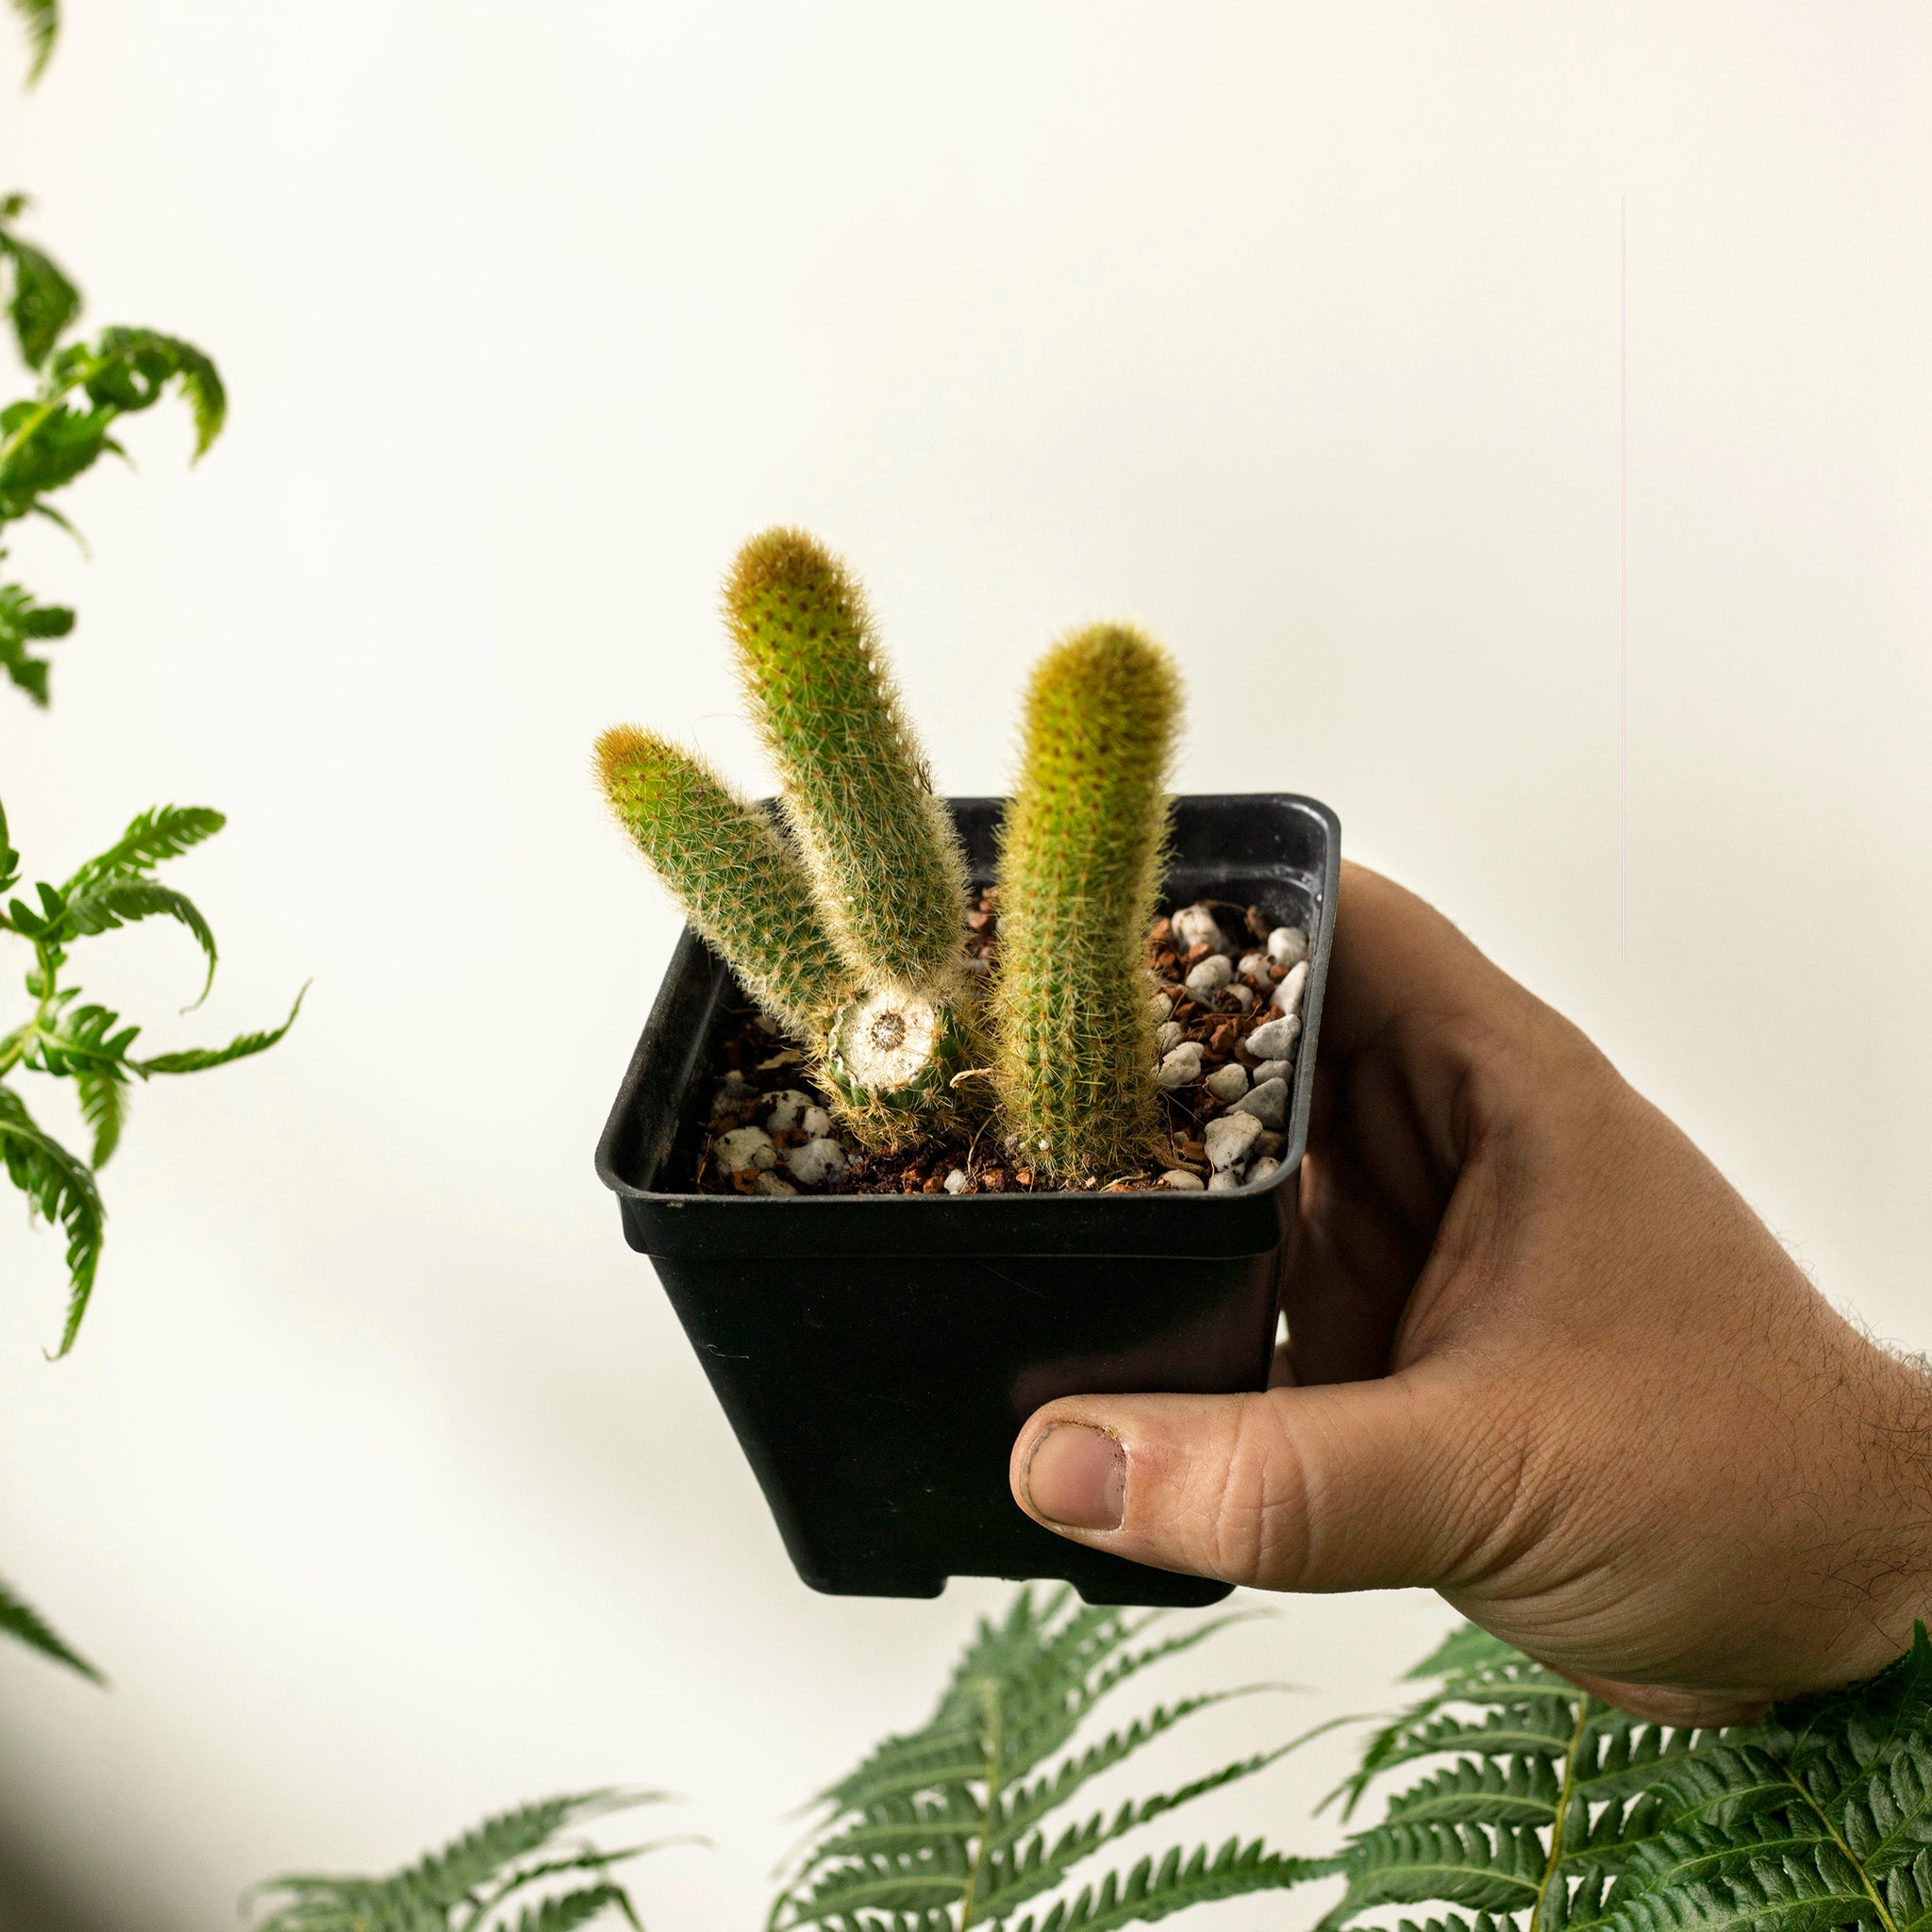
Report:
502,1887,643,1932
61,803,225,893
75,1062,125,1164
249,1791,672,1932
1321,1620,1932,1932
58,875,218,1004
0,574,74,703
772,1587,1319,1932
1324,1819,1550,1926
76,325,226,456
975,1737,1341,1924
0,200,80,361
0,1568,102,1681
1008,1838,1325,1932
0,1078,102,1356
9,0,55,83
138,980,306,1074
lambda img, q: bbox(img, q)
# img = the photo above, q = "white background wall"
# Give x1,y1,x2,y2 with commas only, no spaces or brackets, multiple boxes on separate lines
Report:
1,4,1928,1926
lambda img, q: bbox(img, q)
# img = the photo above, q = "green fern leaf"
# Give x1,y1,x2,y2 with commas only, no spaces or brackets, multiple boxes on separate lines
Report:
0,1569,102,1681
1009,1837,1324,1932
0,1078,102,1356
9,0,55,81
502,1886,643,1932
24,997,142,1077
138,980,306,1074
772,1588,1322,1932
1322,1621,1932,1932
250,1792,669,1932
74,325,225,455
56,875,218,1003
1,574,74,703
0,198,80,361
61,802,225,894
75,1062,125,1164
398,1793,638,1908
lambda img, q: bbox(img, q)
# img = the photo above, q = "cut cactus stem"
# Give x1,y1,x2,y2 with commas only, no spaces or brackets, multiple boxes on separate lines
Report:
827,987,949,1096
820,985,986,1148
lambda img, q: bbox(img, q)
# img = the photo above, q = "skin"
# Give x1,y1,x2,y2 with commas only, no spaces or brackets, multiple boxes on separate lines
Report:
1010,860,1932,1724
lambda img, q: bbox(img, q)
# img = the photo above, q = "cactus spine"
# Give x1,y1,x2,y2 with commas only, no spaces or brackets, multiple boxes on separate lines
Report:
595,726,853,1037
724,527,968,996
991,625,1182,1184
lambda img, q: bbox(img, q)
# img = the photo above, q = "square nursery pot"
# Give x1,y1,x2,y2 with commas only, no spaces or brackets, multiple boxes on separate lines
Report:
595,792,1340,1607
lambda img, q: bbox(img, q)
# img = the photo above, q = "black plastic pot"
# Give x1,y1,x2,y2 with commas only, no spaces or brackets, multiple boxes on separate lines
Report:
596,793,1340,1607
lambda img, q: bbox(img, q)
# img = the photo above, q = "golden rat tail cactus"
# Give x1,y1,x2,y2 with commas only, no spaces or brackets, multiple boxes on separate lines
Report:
724,527,978,1136
991,624,1183,1185
724,529,967,995
597,530,980,1152
595,727,854,1038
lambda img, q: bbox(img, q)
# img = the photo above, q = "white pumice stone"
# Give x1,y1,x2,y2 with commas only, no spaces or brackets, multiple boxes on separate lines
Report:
715,1125,777,1174
800,1105,832,1139
1159,1168,1206,1191
1205,1111,1264,1171
1267,925,1310,969
1239,951,1269,979
1156,1019,1185,1053
1225,985,1256,1011
753,1171,797,1196
1234,1076,1290,1130
1172,904,1230,955
764,1088,816,1133
1248,1156,1281,1185
1146,992,1173,1022
1272,960,1308,1018
1185,954,1233,994
785,1137,849,1186
943,1168,970,1194
1157,1041,1205,1089
1208,1169,1242,1192
1247,1014,1300,1060
709,1070,755,1118
1250,1058,1291,1087
1204,1062,1250,1104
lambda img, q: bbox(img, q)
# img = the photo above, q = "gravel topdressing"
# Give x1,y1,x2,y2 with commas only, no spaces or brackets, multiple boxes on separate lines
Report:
691,891,1309,1196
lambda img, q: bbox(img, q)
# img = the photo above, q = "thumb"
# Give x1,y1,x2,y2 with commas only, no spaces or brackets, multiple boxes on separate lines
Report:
1008,1369,1495,1592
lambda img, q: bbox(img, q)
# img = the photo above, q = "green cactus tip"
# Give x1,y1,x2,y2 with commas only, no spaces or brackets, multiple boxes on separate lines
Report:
724,526,969,999
594,724,853,1038
991,623,1183,1185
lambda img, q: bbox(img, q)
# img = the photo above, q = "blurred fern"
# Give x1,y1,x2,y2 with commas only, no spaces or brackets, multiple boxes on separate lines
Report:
1319,1617,1932,1932
0,1569,99,1682
1,795,304,1357
768,1585,1330,1931
10,0,55,84
250,1791,683,1932
0,192,225,706
251,1598,1932,1932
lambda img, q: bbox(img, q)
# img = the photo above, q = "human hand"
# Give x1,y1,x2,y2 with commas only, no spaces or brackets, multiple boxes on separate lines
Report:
1009,861,1932,1724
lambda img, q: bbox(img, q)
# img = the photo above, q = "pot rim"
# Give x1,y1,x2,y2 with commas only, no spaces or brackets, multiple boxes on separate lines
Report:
595,791,1340,1243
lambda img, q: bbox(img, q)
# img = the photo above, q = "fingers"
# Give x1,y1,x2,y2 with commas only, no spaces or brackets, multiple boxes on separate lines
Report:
1321,861,1519,1062
1540,1662,1772,1730
1010,1368,1503,1593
